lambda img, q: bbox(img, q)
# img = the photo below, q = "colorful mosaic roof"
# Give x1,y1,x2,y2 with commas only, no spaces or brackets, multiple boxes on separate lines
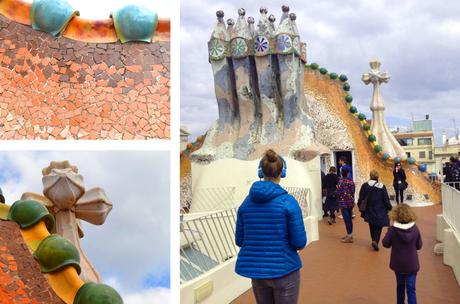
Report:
0,221,64,303
0,13,170,140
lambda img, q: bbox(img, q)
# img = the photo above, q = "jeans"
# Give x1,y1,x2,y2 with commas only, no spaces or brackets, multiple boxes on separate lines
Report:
395,272,417,304
252,270,300,304
341,207,353,235
394,187,404,204
369,224,383,243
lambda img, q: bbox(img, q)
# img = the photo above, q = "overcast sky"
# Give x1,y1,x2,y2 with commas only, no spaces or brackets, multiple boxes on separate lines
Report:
0,151,170,304
181,0,460,144
24,0,171,19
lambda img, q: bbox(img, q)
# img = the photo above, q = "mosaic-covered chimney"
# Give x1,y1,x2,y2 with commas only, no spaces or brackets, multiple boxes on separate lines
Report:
207,6,307,142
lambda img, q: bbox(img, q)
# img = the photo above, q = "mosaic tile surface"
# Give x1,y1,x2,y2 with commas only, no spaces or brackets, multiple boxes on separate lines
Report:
0,221,64,303
0,14,170,140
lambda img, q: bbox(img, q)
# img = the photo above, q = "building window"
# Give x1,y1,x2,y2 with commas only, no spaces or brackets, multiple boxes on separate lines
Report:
398,138,413,146
419,151,426,159
429,151,433,160
406,152,411,158
417,138,432,145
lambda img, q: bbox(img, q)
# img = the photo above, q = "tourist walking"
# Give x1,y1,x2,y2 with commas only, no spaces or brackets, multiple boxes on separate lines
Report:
324,166,339,225
393,162,407,204
336,167,355,243
445,156,460,190
358,170,392,251
338,156,353,180
235,149,306,304
382,204,423,304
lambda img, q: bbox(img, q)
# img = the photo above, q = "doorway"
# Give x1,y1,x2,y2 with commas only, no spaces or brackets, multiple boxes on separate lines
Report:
334,151,353,180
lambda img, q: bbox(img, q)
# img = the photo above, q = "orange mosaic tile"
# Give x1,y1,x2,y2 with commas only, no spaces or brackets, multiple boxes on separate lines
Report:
0,221,64,303
0,14,170,140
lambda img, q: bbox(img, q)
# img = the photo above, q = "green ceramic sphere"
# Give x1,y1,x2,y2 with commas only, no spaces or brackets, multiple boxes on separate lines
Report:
339,74,348,82
382,153,390,161
393,157,401,163
329,72,338,79
319,67,328,75
408,157,416,165
358,113,366,121
363,124,371,131
343,83,351,91
345,95,353,103
368,134,376,142
374,145,382,153
34,234,81,274
349,106,357,114
74,283,123,304
310,63,319,70
7,200,55,232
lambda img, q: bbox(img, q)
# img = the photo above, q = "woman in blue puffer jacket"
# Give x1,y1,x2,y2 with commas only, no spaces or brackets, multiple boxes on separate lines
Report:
235,149,307,304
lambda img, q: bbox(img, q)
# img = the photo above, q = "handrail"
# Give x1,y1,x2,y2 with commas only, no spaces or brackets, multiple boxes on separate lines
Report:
442,183,460,240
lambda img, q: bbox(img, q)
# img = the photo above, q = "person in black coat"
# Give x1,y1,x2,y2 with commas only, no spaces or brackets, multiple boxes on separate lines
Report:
323,166,339,225
393,162,407,204
358,170,392,251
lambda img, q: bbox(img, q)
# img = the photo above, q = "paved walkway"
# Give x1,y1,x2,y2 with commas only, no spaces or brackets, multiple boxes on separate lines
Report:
233,205,460,304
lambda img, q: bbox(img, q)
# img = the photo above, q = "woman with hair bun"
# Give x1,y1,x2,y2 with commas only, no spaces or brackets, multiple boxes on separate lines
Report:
235,149,307,304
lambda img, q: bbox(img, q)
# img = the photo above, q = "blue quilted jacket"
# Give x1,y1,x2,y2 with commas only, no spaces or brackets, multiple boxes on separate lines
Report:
235,181,307,279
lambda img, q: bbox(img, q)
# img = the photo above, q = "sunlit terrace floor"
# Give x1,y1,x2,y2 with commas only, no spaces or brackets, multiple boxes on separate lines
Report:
233,205,460,304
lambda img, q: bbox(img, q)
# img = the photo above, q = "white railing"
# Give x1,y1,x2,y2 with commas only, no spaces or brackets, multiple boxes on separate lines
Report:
180,187,311,283
285,187,311,218
445,182,460,191
442,183,460,239
180,208,238,283
188,187,236,213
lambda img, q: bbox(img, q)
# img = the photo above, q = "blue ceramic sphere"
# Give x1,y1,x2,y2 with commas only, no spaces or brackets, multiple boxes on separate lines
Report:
407,157,416,165
382,153,390,161
418,164,427,172
112,5,158,43
31,0,78,36
393,157,401,164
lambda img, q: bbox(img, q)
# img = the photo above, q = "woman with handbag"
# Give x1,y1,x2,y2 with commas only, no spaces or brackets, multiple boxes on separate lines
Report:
358,170,392,251
324,166,339,225
393,162,407,204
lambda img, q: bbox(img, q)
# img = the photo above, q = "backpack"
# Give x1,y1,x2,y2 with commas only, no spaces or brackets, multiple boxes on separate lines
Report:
452,163,460,182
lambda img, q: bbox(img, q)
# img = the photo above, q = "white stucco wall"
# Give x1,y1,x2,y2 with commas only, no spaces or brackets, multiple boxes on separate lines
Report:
190,157,322,219
443,227,460,285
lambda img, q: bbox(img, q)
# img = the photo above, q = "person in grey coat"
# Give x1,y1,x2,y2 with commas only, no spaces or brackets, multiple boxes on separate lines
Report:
358,170,392,251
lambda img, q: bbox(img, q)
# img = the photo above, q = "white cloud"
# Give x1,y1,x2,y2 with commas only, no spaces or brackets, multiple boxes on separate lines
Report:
123,288,170,304
105,277,170,303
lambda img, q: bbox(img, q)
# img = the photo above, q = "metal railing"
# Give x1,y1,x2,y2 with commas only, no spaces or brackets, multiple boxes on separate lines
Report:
180,187,311,283
445,182,460,191
442,183,460,239
285,187,311,218
180,208,238,283
187,187,236,213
